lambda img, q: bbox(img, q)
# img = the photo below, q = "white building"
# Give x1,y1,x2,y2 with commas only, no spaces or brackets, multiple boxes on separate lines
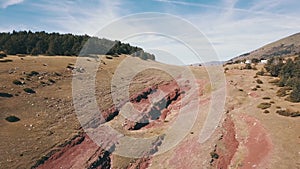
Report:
260,59,268,64
245,60,251,64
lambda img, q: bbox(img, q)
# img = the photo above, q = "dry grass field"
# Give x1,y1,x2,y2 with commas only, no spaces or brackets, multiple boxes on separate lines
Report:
0,55,299,169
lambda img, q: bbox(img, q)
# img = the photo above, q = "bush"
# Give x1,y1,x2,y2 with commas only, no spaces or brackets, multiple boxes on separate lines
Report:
54,72,62,76
5,115,20,122
256,79,263,84
276,109,300,117
0,59,13,62
24,88,36,94
105,56,113,59
256,69,265,76
251,58,260,63
244,63,252,69
13,79,24,85
251,87,257,91
257,102,271,109
210,152,219,159
263,110,270,114
28,71,39,76
48,79,55,83
0,51,7,58
262,97,271,100
287,79,300,102
0,92,13,98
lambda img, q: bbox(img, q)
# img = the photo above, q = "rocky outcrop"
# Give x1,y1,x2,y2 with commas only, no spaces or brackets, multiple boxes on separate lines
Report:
124,83,181,130
32,133,115,169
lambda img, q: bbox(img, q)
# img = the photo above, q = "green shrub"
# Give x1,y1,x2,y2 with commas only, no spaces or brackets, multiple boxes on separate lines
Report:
48,79,55,83
257,102,271,109
0,92,13,98
24,88,36,94
276,109,300,117
28,71,39,76
5,115,20,122
251,58,260,63
244,63,252,69
256,69,265,76
105,56,113,59
0,59,13,62
256,79,263,84
13,79,24,85
288,80,300,102
210,152,219,159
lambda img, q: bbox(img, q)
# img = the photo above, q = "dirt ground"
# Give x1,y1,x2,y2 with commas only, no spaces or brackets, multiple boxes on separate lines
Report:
0,55,299,169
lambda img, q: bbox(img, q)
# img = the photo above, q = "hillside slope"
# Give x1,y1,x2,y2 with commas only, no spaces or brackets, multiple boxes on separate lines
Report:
230,32,300,62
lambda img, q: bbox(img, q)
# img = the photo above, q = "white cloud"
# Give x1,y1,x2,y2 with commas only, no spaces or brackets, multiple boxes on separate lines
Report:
1,0,24,8
29,0,123,35
168,0,300,60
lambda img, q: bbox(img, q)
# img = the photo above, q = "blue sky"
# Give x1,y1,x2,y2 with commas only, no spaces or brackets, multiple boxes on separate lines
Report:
1,0,300,63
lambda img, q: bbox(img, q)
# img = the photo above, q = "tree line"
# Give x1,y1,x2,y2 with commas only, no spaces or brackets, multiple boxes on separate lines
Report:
0,30,155,60
265,56,300,102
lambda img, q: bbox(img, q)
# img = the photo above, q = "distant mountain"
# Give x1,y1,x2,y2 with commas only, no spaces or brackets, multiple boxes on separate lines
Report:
0,30,155,60
190,61,225,66
229,32,300,62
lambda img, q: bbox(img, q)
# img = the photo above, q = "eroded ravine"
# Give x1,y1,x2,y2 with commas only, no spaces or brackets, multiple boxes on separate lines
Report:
32,79,186,169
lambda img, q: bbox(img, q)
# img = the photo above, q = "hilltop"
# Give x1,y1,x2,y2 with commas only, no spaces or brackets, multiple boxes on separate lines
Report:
229,32,300,62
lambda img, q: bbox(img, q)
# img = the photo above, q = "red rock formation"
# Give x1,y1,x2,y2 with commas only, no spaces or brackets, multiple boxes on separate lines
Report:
216,117,239,168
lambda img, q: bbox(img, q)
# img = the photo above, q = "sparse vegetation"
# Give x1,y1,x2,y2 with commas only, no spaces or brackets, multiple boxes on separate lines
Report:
262,97,271,100
257,102,271,109
265,57,300,102
276,109,300,117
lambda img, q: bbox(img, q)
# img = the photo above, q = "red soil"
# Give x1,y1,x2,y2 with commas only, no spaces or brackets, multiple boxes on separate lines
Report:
169,137,203,169
216,117,239,168
239,115,273,169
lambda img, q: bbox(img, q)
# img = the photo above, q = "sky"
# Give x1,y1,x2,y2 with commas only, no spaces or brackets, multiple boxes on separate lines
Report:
1,0,300,64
